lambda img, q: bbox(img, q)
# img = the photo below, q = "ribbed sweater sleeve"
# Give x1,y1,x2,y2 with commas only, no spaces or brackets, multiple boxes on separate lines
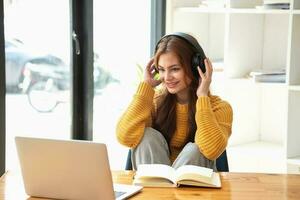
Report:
195,96,233,160
116,82,155,148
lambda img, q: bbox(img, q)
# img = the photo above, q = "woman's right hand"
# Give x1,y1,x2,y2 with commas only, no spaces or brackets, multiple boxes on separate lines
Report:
144,58,161,88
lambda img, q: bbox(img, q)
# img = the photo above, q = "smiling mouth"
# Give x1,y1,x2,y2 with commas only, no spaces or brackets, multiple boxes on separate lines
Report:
165,82,178,88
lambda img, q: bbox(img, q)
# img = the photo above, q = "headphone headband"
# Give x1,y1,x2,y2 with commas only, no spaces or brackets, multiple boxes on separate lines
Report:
155,32,204,55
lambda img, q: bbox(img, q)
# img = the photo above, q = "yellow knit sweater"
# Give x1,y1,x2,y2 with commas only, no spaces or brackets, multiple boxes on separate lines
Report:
116,82,233,161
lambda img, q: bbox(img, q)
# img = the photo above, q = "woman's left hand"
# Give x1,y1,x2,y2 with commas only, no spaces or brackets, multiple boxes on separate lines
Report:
196,58,213,97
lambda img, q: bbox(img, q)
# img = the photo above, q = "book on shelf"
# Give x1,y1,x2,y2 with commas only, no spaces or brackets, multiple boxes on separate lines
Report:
133,164,221,188
248,68,286,83
262,3,289,9
260,0,290,9
249,68,286,76
252,74,286,83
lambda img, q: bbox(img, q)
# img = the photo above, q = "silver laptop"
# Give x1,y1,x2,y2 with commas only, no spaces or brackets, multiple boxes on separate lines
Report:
15,136,142,200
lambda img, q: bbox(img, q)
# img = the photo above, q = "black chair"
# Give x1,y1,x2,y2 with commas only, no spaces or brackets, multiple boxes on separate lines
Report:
125,149,229,172
215,150,229,172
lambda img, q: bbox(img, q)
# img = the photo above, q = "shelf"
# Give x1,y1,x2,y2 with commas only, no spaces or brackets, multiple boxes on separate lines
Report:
213,74,287,87
176,7,290,14
289,85,300,91
176,7,226,14
253,81,287,87
229,8,290,14
213,74,254,84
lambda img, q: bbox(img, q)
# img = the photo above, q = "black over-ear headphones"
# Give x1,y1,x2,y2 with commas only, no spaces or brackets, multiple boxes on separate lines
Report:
155,32,207,78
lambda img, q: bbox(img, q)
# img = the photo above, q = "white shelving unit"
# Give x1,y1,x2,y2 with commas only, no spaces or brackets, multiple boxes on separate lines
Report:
166,0,300,174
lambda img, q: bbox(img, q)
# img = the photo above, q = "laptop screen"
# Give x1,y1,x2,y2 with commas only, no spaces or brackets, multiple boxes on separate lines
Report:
15,136,142,200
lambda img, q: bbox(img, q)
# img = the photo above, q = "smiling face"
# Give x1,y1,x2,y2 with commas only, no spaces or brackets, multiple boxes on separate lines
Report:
157,52,192,102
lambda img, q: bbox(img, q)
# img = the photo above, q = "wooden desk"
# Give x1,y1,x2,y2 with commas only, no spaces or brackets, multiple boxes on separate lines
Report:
1,171,300,199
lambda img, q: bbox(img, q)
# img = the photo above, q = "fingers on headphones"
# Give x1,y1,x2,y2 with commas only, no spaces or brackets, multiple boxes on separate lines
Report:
146,58,155,70
198,58,213,78
205,58,213,75
147,58,159,78
197,66,204,79
150,64,157,74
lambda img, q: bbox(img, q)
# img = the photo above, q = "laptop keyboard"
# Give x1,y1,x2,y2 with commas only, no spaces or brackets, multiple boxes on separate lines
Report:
114,191,126,198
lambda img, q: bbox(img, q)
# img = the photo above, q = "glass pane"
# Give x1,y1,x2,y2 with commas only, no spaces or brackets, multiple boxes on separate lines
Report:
93,1,151,170
4,0,71,171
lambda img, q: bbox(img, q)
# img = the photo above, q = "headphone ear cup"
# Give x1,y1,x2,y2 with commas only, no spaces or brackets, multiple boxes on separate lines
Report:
192,53,206,78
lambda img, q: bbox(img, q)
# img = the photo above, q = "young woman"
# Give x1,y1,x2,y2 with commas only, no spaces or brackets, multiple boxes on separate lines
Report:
116,32,233,171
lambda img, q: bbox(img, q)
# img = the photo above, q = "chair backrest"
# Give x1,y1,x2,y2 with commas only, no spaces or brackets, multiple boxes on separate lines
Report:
216,150,229,172
125,149,229,172
125,149,133,170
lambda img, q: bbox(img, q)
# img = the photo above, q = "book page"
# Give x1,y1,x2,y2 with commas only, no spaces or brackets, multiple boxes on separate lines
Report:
174,165,213,185
135,164,176,183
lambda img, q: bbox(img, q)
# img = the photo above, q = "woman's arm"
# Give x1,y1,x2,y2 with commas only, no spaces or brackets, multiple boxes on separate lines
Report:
194,58,233,160
116,58,161,148
194,96,233,160
116,82,155,148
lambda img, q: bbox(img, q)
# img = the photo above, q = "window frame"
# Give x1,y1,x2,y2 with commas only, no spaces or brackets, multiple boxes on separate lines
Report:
150,0,166,55
70,0,94,140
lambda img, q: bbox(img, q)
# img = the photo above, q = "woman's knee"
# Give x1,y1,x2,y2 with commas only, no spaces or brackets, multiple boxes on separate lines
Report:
132,127,171,168
183,142,200,154
173,142,216,170
138,127,167,147
180,142,210,162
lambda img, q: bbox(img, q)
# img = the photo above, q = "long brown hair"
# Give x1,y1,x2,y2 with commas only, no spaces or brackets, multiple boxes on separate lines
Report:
152,35,200,146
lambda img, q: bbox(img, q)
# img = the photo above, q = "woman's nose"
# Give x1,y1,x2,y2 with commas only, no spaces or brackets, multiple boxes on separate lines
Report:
164,71,172,81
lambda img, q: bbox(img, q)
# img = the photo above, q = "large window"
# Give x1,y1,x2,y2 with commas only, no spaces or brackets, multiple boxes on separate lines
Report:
2,0,152,173
93,0,151,169
4,0,71,171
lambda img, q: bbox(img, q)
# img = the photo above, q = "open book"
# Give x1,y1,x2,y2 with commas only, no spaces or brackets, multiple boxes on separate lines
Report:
133,164,221,188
